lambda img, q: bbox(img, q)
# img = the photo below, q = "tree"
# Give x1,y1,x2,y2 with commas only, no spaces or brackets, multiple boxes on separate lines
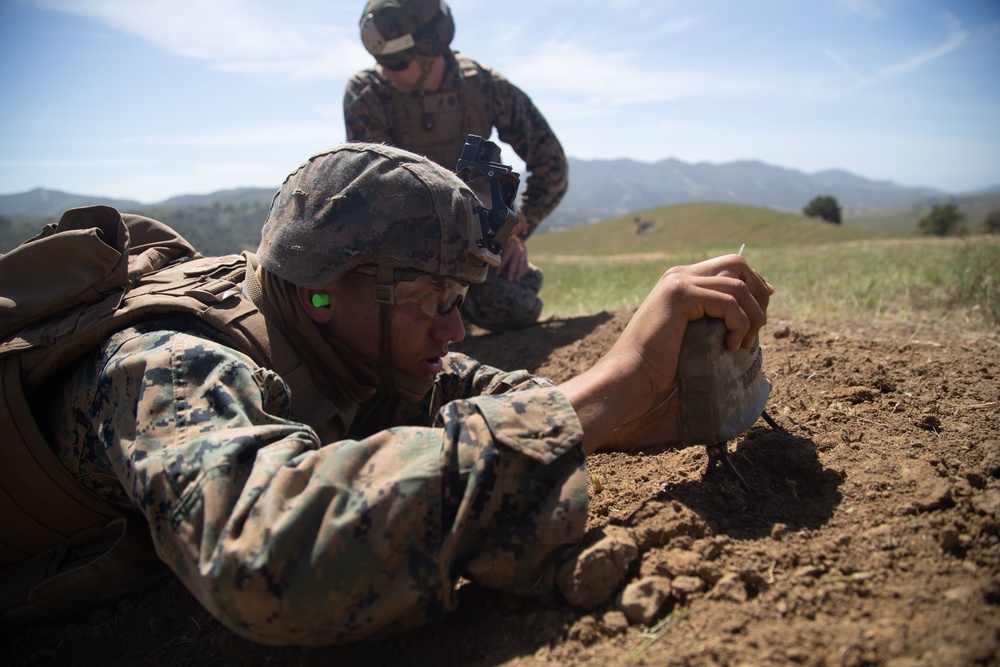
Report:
802,196,842,225
983,210,1000,235
918,203,966,237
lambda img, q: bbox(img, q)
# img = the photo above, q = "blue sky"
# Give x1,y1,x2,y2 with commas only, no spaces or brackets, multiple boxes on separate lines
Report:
1,0,998,203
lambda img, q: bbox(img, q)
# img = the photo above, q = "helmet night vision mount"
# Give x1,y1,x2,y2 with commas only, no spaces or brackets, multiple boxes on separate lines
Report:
454,134,521,268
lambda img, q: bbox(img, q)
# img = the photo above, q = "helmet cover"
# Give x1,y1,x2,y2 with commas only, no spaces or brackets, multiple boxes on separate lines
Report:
258,142,488,288
360,0,455,69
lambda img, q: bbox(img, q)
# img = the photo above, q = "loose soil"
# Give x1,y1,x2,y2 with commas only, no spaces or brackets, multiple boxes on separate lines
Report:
6,313,999,666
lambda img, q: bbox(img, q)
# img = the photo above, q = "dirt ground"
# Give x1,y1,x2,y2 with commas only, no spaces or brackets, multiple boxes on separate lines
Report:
6,311,999,666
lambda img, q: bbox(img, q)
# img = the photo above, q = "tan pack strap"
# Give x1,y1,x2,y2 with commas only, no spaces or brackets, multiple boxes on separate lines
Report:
455,54,488,137
0,207,128,340
0,207,199,341
0,515,167,626
0,255,247,566
0,356,124,566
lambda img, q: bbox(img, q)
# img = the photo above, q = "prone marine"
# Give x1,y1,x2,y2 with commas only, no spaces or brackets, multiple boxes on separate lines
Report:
13,142,771,645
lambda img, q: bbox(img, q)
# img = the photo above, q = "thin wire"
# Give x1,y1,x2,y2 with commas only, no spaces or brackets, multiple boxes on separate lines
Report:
614,386,679,431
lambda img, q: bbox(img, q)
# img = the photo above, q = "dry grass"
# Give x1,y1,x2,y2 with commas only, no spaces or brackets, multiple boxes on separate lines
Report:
531,204,999,330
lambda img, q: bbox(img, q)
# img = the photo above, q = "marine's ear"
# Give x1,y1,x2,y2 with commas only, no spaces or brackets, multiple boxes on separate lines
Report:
296,285,333,323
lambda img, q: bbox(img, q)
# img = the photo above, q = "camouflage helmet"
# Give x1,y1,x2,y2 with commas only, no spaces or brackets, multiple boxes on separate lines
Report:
359,0,455,70
257,143,488,289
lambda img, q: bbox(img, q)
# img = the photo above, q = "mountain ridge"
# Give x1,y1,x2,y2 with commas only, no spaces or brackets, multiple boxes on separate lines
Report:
1,156,989,231
544,157,952,231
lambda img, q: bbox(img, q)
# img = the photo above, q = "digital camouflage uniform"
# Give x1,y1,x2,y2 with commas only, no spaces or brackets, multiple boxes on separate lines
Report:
38,317,587,645
32,144,589,646
344,50,568,332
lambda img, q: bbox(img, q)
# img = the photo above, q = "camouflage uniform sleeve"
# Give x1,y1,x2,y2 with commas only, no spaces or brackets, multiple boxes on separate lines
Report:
54,323,587,646
433,350,554,401
484,64,569,236
343,69,395,144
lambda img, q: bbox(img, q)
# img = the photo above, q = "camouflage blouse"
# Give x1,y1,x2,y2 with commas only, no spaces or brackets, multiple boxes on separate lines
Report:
344,52,568,236
40,315,588,645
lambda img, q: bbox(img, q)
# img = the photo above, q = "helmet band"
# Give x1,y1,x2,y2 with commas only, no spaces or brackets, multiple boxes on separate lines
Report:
360,13,416,55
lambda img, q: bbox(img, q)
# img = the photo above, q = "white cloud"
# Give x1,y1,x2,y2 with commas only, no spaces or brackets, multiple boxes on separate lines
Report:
31,0,367,79
824,10,969,90
120,122,345,148
658,15,704,35
823,48,866,86
876,12,967,79
0,157,148,168
503,43,767,109
11,0,998,197
837,0,886,20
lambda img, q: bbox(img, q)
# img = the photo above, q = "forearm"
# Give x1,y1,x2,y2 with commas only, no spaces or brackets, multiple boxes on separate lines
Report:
492,79,567,233
166,391,585,645
519,142,568,234
96,334,587,645
557,354,661,455
433,389,588,593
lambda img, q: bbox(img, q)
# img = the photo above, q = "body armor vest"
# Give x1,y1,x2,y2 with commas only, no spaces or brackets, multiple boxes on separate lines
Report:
388,55,492,169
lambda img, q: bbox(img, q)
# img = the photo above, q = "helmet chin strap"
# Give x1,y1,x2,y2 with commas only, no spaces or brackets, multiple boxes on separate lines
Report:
374,292,436,398
322,263,435,399
320,325,435,399
391,55,435,95
414,55,434,90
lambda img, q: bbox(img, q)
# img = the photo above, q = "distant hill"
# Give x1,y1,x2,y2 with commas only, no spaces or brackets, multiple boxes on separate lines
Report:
542,157,951,232
2,158,994,248
0,187,278,256
158,188,276,208
0,158,962,223
0,194,274,257
0,187,145,218
0,186,276,218
844,188,1000,234
531,201,893,258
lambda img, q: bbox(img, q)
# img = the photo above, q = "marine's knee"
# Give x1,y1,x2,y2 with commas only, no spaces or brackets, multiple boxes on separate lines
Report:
463,272,543,332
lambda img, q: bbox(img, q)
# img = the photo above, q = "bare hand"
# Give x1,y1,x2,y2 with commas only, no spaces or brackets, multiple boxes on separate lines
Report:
660,253,773,350
498,211,531,281
559,254,774,454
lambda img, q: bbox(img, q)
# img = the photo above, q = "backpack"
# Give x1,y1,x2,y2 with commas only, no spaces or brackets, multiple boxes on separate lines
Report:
0,205,334,626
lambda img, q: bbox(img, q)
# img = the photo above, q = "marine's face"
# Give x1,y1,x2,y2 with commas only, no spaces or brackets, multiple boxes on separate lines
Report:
323,271,467,402
378,56,421,84
378,54,444,91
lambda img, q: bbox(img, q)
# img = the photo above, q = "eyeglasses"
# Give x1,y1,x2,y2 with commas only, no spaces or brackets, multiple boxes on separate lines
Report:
354,267,468,320
377,55,413,71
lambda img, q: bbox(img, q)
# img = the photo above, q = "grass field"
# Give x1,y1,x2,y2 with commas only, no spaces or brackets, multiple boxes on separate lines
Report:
530,203,1000,330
